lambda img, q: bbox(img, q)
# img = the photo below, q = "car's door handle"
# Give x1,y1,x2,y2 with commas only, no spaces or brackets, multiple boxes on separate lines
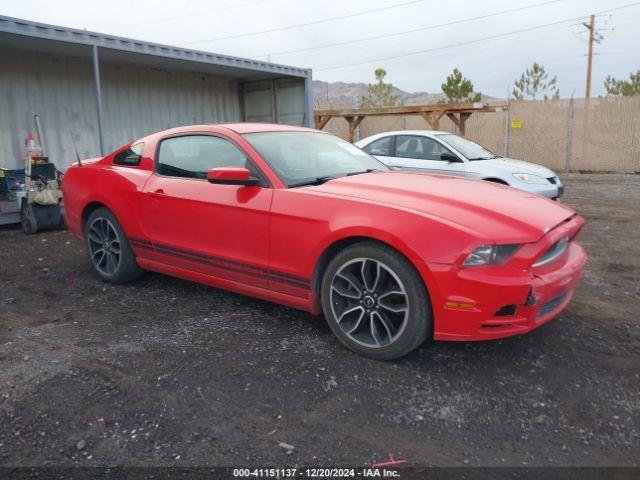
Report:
148,189,167,199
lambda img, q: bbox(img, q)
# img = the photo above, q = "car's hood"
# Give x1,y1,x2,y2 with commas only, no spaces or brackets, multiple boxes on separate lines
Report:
475,157,557,178
306,172,575,242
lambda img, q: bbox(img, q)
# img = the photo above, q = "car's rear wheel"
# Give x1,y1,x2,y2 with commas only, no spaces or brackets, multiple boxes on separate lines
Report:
321,242,432,360
85,207,143,283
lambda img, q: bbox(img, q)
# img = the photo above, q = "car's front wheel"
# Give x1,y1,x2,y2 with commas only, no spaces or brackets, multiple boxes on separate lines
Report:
321,242,432,360
85,207,144,283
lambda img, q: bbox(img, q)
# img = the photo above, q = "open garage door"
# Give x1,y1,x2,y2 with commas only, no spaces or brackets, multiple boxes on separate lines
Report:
243,78,307,126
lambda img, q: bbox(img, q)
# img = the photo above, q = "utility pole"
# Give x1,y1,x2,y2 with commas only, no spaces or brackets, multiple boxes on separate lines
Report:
354,95,361,142
583,14,595,100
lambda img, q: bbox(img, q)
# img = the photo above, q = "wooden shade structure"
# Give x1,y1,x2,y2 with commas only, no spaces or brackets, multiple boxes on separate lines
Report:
314,102,507,142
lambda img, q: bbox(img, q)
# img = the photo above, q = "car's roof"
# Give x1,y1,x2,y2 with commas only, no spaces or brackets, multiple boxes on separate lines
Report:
370,130,450,137
355,130,452,145
133,122,320,145
217,122,317,134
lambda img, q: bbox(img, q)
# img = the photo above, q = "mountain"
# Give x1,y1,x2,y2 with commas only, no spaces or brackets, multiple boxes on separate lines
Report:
313,80,500,108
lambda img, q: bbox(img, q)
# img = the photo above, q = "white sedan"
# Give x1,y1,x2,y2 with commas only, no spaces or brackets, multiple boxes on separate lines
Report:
355,130,564,200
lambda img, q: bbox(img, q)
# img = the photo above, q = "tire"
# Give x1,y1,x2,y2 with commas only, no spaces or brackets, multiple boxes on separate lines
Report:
22,213,38,234
321,242,432,360
85,207,143,283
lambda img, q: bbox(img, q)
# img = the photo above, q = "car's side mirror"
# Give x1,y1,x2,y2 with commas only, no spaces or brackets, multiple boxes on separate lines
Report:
440,153,462,163
207,167,259,186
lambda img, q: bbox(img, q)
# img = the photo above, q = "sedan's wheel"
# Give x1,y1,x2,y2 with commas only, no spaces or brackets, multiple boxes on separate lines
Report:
85,207,143,283
321,242,432,360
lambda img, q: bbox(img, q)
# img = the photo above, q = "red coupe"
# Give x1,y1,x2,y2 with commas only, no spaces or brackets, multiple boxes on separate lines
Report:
62,123,586,359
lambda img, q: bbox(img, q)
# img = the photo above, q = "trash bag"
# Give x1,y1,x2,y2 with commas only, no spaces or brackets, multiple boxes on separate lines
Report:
33,180,62,206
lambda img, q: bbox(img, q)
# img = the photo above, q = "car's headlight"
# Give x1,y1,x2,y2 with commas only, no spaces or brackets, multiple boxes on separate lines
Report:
463,244,521,267
512,173,548,185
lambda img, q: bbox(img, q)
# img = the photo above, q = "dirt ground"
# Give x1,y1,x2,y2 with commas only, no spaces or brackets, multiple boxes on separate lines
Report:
0,174,638,468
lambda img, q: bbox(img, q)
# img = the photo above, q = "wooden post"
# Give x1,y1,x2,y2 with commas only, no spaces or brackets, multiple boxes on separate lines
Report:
446,113,459,133
585,14,595,101
315,115,331,131
447,112,472,136
419,111,445,130
345,116,364,143
459,112,471,137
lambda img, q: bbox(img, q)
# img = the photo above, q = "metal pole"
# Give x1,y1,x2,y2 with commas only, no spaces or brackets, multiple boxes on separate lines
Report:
354,95,361,142
92,45,104,156
565,95,574,173
504,89,511,157
304,69,314,128
33,114,47,157
271,79,278,124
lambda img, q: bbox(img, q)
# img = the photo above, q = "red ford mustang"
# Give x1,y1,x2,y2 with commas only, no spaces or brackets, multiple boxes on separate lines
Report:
62,123,586,359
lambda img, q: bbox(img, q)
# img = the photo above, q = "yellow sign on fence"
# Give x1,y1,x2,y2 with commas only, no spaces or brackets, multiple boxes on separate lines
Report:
511,120,522,129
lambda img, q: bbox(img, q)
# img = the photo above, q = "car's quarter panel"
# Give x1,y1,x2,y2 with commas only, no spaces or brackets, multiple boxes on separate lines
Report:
61,154,153,245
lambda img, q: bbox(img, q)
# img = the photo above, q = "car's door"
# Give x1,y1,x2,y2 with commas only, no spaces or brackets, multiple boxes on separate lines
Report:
392,135,466,176
139,134,272,288
360,136,396,166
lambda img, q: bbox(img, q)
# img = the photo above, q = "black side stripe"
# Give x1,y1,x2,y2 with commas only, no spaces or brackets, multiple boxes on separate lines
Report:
155,242,311,285
129,237,311,290
129,237,152,245
129,238,154,251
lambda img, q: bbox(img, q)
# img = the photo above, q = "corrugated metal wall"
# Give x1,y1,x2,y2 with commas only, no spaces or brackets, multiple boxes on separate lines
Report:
0,47,243,171
243,78,307,126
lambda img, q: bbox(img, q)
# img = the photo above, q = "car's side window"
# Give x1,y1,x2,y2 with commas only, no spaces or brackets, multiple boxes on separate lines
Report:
114,142,144,166
362,136,392,156
157,135,251,179
395,135,453,161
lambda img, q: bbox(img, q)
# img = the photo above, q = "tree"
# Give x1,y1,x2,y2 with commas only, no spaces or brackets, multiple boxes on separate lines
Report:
362,68,404,108
604,70,640,96
512,62,559,100
441,68,481,103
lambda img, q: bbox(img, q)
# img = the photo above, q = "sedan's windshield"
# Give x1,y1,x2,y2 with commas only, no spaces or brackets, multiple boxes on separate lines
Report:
243,131,388,187
436,134,499,160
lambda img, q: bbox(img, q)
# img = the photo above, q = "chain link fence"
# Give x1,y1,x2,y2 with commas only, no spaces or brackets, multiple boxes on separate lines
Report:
321,96,640,173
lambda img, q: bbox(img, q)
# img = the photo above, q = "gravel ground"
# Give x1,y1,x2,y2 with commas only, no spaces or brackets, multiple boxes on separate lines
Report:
0,173,638,468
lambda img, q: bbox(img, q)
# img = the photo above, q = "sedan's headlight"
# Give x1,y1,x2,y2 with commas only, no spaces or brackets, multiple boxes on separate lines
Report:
463,244,521,267
512,173,548,185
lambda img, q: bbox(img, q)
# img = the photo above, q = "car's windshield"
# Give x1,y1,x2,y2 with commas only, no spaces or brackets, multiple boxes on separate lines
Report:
436,134,499,160
242,131,388,187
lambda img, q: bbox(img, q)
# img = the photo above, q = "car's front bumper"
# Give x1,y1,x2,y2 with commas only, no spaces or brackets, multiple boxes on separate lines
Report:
512,181,564,200
422,221,586,341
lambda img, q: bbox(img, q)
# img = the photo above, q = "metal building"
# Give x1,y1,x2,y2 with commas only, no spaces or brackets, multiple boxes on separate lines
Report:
0,15,313,171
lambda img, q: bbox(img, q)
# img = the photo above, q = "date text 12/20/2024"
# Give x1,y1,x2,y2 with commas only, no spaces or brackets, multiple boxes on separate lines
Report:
233,468,401,478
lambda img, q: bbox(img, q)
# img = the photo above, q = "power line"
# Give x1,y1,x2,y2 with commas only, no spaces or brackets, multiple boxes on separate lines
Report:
257,0,565,58
315,2,640,72
180,0,427,45
95,0,266,29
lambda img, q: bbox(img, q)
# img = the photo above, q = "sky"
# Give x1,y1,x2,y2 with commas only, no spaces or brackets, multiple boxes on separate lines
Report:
1,0,639,98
